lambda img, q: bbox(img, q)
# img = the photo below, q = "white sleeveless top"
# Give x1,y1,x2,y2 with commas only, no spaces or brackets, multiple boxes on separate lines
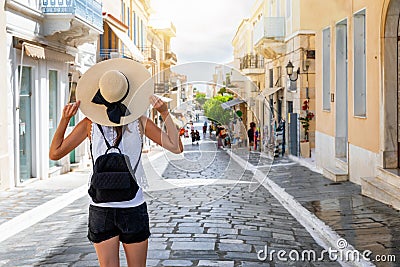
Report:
89,120,148,208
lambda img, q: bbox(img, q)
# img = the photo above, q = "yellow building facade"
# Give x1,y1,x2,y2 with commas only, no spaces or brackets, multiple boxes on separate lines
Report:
313,0,400,209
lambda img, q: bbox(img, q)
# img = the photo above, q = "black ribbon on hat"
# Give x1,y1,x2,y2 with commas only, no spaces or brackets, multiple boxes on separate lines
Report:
91,73,131,124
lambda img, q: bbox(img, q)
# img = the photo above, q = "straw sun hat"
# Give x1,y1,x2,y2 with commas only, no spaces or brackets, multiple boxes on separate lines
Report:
76,58,154,126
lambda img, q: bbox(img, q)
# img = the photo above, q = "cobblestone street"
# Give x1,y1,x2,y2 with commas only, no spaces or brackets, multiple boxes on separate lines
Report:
0,138,339,267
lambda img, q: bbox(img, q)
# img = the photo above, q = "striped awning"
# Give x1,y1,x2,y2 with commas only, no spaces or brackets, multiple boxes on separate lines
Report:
106,21,144,62
23,42,75,63
24,43,45,59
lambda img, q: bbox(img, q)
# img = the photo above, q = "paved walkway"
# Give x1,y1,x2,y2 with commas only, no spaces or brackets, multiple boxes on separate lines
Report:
0,140,339,267
0,138,398,266
232,148,400,267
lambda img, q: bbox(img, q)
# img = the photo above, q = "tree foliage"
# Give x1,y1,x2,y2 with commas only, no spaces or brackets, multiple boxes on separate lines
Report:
218,87,227,95
195,92,207,106
203,95,233,125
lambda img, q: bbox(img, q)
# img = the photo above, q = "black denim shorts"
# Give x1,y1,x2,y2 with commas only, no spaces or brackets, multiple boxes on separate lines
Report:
87,202,151,244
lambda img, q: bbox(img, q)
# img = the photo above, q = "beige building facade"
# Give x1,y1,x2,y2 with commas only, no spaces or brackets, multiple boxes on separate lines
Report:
313,0,400,209
232,0,317,156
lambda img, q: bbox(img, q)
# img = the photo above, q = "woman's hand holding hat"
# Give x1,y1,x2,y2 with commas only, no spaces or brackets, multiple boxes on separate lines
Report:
150,95,168,115
62,101,80,121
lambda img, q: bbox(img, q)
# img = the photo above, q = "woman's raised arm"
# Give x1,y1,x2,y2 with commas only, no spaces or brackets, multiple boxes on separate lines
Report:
141,96,183,154
49,101,91,160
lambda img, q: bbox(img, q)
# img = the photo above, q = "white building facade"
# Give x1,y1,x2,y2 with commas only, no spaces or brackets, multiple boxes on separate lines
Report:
2,0,103,189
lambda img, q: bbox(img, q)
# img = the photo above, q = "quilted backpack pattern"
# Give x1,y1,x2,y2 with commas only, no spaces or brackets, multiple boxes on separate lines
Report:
89,124,141,203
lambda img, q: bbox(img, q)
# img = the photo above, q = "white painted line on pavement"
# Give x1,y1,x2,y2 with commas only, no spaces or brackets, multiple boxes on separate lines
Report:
0,184,87,244
229,152,375,267
166,178,254,187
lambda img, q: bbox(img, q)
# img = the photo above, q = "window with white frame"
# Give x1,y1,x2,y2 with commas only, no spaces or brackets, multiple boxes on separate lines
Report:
353,10,366,117
322,27,331,111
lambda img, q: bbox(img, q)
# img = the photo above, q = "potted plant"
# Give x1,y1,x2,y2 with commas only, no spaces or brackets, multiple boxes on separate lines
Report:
298,99,314,158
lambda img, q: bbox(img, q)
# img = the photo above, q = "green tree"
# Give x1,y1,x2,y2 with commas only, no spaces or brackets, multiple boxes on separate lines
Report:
218,87,227,95
213,94,233,103
203,95,233,125
195,92,206,106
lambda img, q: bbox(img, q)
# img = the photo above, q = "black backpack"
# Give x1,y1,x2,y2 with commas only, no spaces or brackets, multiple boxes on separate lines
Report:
88,124,141,203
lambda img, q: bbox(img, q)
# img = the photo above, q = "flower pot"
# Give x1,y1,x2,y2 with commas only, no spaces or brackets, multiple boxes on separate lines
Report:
300,141,310,158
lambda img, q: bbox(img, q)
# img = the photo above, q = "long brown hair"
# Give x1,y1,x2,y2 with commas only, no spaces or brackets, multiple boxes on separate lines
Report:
114,126,123,146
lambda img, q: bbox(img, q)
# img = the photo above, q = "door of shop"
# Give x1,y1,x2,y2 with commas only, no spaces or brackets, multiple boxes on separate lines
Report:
335,20,348,161
288,112,298,156
49,70,58,168
19,66,32,182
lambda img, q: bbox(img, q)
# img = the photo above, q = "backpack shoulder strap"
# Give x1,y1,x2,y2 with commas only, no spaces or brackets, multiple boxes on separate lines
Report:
96,124,112,149
132,147,142,173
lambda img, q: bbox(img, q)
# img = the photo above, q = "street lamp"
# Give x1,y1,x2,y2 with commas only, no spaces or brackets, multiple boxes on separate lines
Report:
286,61,300,82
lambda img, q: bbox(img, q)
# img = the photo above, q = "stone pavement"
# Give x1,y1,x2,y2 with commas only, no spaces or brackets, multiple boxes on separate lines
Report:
0,138,344,267
0,169,90,225
232,148,400,267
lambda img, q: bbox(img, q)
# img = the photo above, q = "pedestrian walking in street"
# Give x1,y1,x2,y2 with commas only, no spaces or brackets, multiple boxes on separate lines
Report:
203,121,207,137
191,129,196,144
49,58,183,267
247,122,256,151
217,125,226,149
195,129,200,144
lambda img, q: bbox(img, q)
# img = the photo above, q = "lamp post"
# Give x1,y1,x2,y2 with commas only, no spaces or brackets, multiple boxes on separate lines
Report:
285,60,300,82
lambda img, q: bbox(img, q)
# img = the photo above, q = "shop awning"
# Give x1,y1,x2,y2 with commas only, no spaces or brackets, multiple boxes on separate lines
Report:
23,43,45,59
106,21,144,62
23,42,75,63
262,87,284,97
44,49,75,63
221,98,246,109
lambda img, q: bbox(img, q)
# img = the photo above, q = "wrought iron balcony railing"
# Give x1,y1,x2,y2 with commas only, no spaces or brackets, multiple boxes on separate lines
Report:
154,83,170,94
42,0,103,31
240,54,264,70
98,49,135,61
139,46,157,61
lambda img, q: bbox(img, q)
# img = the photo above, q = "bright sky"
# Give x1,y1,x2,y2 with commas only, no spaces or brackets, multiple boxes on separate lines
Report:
151,0,256,64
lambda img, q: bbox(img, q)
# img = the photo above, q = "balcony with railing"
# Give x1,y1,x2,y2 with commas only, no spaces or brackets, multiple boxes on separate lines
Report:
139,46,157,62
98,48,137,61
41,0,103,46
154,82,170,94
253,17,285,59
239,54,264,75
